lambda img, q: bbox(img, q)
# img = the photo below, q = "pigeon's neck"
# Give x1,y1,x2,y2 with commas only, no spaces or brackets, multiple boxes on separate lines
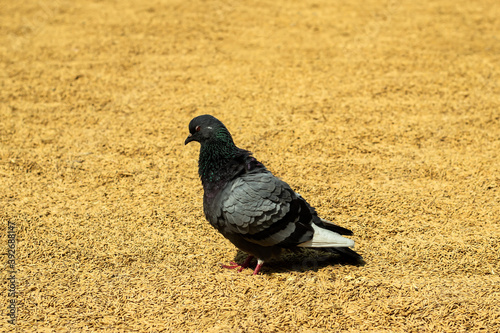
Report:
198,139,241,185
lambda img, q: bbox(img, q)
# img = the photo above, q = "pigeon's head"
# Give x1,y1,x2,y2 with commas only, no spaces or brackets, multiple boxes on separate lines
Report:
184,115,234,146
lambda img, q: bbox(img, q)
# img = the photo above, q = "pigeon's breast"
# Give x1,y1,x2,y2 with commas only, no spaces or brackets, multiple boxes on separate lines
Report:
202,180,227,228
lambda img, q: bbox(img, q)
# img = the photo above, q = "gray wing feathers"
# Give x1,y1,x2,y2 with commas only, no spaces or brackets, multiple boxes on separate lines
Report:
219,171,291,235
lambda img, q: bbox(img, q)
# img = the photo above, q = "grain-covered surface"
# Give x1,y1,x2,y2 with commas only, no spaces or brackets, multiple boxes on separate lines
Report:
1,0,500,331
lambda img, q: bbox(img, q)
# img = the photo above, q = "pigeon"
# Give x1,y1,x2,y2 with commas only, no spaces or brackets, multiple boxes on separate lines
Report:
185,115,362,275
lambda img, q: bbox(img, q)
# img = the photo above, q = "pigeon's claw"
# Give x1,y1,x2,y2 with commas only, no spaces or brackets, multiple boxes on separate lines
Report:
221,255,254,273
221,262,240,269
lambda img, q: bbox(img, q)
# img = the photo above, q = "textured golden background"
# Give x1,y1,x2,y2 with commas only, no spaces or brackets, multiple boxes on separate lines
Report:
1,0,499,331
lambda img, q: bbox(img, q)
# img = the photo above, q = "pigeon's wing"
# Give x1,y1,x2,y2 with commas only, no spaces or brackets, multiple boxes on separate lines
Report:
218,170,314,247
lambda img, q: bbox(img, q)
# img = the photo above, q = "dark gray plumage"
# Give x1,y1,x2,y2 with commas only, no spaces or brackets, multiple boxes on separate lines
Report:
185,115,361,274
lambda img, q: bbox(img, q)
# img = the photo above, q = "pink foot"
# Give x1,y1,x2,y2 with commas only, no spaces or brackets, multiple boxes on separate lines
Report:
221,255,254,273
221,262,240,269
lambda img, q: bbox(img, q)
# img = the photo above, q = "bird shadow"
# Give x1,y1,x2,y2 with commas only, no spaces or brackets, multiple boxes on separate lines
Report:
229,249,365,275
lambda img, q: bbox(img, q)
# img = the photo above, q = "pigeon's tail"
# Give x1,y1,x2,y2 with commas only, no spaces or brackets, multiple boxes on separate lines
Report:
298,224,354,248
318,246,363,261
316,218,353,235
298,224,363,261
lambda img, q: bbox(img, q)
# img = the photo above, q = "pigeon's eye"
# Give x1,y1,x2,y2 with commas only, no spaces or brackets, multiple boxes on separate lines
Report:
195,125,201,132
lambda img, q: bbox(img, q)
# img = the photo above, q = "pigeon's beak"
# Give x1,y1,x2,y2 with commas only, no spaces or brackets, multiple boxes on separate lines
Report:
184,133,194,145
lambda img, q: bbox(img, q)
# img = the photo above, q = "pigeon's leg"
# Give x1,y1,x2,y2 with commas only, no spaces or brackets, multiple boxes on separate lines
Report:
252,259,264,275
221,255,254,272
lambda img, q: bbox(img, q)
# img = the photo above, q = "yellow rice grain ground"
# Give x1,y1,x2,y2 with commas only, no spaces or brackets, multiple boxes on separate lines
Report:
1,0,499,331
